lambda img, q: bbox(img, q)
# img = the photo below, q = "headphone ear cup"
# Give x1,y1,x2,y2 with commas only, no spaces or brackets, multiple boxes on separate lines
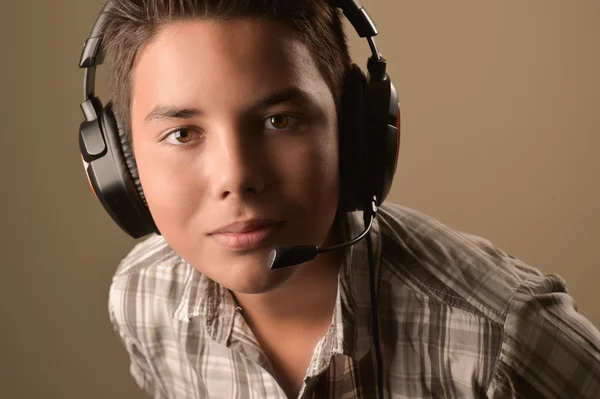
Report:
92,102,157,238
338,64,369,212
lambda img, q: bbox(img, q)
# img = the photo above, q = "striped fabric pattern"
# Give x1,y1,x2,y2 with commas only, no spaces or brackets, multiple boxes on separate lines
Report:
109,203,600,398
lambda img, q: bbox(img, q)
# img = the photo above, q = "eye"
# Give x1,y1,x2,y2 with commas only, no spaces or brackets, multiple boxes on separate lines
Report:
263,114,299,131
164,128,200,145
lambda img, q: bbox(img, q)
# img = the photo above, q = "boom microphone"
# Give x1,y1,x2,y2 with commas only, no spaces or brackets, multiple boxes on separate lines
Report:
267,208,375,270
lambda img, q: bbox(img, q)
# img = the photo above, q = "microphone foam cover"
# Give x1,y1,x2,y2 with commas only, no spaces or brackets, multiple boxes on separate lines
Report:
267,246,319,270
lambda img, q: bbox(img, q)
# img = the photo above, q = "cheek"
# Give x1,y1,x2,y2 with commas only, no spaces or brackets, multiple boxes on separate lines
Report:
133,142,204,227
273,131,340,208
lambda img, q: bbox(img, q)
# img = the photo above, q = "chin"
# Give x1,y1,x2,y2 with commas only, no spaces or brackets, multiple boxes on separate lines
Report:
198,250,298,294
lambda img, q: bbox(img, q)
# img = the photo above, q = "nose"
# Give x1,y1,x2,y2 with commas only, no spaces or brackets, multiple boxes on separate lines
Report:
209,124,266,201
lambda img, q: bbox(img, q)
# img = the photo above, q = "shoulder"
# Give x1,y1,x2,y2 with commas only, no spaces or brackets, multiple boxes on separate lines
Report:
377,203,600,396
487,271,600,397
376,202,559,323
108,234,192,338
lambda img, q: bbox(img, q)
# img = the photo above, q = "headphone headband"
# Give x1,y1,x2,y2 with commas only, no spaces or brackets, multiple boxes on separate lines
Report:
79,0,386,98
334,0,377,38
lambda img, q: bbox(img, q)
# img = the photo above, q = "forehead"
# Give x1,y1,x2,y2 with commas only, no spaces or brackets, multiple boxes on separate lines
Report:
130,18,330,115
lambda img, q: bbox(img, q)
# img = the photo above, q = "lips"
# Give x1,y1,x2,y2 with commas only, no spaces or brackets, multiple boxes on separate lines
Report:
208,219,285,250
209,219,281,235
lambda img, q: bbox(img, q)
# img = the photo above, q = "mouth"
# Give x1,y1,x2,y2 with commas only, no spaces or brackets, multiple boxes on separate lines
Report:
208,219,285,251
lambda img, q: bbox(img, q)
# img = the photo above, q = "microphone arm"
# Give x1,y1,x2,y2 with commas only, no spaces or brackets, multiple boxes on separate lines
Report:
267,200,377,270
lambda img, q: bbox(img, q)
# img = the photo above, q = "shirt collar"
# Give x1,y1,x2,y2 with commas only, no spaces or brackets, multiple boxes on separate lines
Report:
173,265,237,344
173,210,382,362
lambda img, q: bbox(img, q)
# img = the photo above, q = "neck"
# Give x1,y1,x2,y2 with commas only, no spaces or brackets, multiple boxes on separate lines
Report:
232,249,343,327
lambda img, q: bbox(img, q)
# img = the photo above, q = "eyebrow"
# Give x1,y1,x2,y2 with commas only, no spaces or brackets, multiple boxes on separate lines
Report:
144,87,312,123
145,105,202,123
253,87,310,109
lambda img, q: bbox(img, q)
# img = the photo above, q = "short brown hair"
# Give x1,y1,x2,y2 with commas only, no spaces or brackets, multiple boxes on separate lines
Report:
101,0,352,136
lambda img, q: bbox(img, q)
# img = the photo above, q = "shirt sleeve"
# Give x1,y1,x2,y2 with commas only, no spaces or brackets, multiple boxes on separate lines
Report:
487,274,600,399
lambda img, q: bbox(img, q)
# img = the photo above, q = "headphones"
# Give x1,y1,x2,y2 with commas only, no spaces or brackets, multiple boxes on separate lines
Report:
78,0,401,239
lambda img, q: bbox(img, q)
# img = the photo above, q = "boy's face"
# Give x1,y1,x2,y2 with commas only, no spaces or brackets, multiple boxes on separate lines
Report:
129,18,340,294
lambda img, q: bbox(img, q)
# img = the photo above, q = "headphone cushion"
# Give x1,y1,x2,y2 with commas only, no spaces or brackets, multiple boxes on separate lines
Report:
338,64,369,212
103,103,147,207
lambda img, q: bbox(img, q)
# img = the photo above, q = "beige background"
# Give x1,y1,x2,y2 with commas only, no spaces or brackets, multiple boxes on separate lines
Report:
1,0,598,398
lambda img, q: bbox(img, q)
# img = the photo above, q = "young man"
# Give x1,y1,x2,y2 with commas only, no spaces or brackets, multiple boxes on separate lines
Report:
82,0,600,397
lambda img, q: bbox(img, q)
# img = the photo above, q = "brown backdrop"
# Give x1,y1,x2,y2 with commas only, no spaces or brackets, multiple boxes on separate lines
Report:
1,0,598,397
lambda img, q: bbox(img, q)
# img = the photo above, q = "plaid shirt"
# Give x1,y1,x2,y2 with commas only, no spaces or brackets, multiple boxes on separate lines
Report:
109,203,600,398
